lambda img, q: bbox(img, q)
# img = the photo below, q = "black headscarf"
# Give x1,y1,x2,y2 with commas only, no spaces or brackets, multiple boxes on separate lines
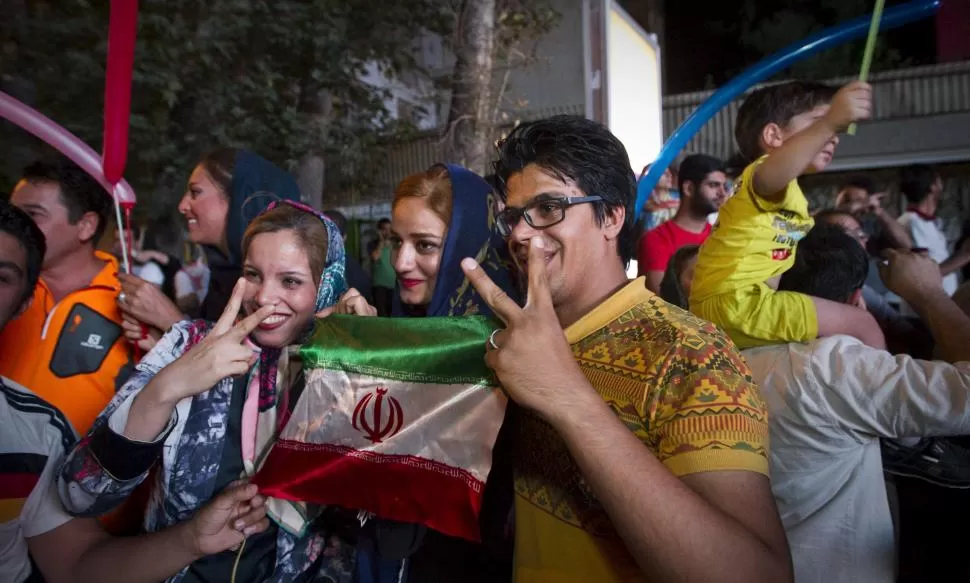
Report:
200,150,301,321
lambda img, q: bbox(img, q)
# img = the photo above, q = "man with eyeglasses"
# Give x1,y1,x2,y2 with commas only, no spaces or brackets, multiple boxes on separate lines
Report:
814,209,931,358
637,154,728,293
461,115,792,583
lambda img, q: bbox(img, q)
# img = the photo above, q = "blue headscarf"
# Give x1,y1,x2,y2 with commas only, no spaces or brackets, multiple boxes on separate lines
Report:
374,165,519,583
202,150,301,321
263,199,348,314
247,199,347,412
225,150,302,264
392,164,520,317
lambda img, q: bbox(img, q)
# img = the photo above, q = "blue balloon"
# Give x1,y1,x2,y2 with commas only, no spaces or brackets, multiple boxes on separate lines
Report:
635,0,941,223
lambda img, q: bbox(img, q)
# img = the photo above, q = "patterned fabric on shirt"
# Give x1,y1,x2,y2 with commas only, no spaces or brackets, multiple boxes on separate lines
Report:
512,278,769,583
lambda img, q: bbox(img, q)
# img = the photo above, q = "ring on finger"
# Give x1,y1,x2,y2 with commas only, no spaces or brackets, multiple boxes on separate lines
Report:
118,292,127,304
488,328,502,351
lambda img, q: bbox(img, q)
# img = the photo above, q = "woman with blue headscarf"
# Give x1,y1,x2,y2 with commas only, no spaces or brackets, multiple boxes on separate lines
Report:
334,164,520,582
59,201,362,582
117,149,301,350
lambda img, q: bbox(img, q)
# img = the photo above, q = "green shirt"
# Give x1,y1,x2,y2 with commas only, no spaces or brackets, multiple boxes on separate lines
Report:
372,243,396,289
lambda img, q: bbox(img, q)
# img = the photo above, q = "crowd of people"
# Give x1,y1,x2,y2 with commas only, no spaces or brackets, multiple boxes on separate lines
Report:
2,75,969,583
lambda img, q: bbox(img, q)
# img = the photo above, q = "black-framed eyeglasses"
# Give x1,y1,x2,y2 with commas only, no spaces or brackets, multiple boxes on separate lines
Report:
496,196,602,237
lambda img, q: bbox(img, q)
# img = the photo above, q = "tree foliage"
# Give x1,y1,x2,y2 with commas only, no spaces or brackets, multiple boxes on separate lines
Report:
439,0,559,174
1,0,450,216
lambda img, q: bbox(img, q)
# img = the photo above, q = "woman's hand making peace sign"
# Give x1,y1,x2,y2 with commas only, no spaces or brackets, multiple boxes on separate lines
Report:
124,279,275,443
155,278,276,403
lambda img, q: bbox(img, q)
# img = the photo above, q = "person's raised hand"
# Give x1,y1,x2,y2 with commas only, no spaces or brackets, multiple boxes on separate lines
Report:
824,81,873,132
153,278,274,403
337,288,378,317
461,237,588,419
867,192,887,215
314,288,378,318
118,272,183,331
879,248,944,305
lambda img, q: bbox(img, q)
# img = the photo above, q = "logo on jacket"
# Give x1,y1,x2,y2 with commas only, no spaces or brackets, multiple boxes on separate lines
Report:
80,334,105,351
352,387,404,443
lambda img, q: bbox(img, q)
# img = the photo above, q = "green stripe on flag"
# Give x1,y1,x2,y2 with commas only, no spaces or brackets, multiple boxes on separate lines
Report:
302,315,499,385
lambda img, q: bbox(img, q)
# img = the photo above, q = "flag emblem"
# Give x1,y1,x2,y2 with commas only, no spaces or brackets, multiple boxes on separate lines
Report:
352,387,404,443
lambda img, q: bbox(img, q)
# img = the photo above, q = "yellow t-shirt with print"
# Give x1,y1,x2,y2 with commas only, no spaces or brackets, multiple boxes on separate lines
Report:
690,156,814,303
512,278,769,583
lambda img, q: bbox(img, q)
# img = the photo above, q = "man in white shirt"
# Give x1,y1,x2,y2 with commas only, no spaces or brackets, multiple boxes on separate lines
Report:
898,164,970,297
0,200,270,583
743,223,970,583
813,210,932,358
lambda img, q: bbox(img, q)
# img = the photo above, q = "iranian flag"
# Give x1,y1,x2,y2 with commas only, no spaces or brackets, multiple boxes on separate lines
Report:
254,315,507,542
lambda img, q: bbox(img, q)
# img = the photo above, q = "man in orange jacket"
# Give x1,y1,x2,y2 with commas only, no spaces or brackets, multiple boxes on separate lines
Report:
1,156,131,436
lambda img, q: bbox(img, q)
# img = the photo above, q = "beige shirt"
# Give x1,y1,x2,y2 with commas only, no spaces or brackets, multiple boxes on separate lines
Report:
744,336,970,583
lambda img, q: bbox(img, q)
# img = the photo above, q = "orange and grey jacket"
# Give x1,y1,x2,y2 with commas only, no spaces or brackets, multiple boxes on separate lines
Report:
0,251,132,435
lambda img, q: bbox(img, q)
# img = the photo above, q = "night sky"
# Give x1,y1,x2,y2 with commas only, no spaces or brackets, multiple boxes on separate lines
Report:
627,0,940,94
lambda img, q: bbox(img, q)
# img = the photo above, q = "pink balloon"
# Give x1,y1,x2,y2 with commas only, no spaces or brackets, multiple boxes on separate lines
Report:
0,90,136,204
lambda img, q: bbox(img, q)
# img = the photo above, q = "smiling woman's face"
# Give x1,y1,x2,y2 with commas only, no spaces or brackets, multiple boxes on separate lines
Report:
391,197,448,306
241,229,318,347
177,165,230,248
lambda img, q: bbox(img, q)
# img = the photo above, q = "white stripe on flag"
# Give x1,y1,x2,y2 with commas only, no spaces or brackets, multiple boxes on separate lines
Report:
284,368,508,484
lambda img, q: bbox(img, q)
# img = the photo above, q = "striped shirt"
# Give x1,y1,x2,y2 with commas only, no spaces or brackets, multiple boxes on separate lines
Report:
0,376,76,583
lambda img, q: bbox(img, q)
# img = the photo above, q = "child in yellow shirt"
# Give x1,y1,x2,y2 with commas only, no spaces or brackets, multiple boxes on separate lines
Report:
690,80,886,350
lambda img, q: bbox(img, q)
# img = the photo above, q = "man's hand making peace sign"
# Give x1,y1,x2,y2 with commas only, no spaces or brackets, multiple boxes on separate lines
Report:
461,237,592,419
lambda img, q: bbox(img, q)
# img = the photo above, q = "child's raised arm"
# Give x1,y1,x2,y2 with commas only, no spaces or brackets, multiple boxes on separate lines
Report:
753,81,872,203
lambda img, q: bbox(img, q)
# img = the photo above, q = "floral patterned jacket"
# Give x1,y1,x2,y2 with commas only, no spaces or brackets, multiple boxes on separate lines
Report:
57,320,356,583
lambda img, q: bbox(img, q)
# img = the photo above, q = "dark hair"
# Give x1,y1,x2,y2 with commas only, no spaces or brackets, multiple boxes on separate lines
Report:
677,154,725,194
21,156,110,245
900,164,940,205
813,208,857,226
242,205,329,285
0,200,46,310
492,115,637,264
725,152,749,179
840,174,877,195
735,81,837,162
483,173,501,197
197,148,238,197
377,218,391,228
778,223,868,303
324,210,348,236
659,244,700,310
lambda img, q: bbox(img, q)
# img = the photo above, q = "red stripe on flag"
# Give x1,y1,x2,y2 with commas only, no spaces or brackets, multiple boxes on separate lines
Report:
254,440,485,542
0,473,40,499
